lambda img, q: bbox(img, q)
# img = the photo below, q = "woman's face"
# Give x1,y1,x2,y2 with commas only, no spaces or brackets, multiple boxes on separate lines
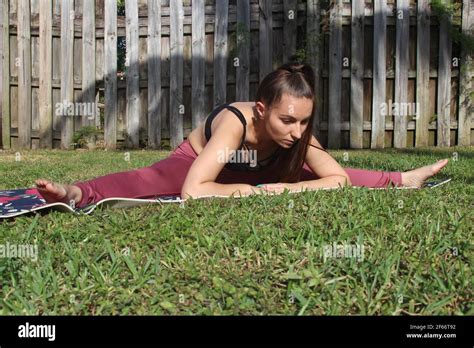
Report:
256,94,313,148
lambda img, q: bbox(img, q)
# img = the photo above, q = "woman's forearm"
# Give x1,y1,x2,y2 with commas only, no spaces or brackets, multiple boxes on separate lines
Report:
287,175,351,192
181,182,263,199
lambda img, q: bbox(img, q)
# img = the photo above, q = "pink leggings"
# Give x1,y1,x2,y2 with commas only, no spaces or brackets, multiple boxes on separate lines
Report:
74,140,401,207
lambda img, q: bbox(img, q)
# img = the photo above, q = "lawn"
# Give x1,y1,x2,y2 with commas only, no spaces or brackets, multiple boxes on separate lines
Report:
0,146,472,315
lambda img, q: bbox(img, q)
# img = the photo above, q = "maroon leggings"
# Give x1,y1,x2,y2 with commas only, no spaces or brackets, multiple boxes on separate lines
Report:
74,139,401,207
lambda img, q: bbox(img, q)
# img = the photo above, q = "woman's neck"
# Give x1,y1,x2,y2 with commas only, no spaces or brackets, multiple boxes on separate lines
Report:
247,105,278,153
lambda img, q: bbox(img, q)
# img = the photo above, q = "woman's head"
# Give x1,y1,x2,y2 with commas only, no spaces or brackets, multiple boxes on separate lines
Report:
254,62,316,182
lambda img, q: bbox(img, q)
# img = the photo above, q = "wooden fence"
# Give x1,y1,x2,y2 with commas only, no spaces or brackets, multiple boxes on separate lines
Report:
0,0,472,150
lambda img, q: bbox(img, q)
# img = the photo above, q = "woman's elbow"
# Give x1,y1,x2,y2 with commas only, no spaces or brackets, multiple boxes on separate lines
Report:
336,175,351,187
181,184,199,200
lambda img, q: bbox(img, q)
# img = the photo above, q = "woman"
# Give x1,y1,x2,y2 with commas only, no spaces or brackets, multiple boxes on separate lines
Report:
36,63,448,207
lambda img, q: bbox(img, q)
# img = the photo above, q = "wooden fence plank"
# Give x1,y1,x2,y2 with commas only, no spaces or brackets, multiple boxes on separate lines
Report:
350,0,364,148
283,0,297,63
371,0,387,148
104,0,117,148
1,0,10,149
307,0,322,140
170,0,184,149
259,0,272,82
437,0,452,147
236,0,250,102
148,0,162,148
214,0,228,107
82,0,96,128
415,0,430,147
60,0,74,149
394,0,409,148
39,0,52,148
18,0,32,149
192,0,205,127
328,0,342,149
458,0,473,146
125,0,140,148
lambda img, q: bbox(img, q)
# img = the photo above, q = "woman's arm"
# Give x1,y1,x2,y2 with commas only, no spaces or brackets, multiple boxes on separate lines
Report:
260,135,351,193
181,110,264,199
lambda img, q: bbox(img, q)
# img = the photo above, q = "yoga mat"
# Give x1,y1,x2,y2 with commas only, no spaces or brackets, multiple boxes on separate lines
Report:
0,178,451,219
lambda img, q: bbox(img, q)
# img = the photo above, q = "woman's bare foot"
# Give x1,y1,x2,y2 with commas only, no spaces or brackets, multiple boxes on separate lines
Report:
400,159,449,188
35,179,82,206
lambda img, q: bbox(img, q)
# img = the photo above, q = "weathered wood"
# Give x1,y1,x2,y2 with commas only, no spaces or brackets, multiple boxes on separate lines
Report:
95,37,103,129
39,0,52,148
148,0,162,148
170,0,184,149
437,0,452,147
259,0,272,82
235,0,250,102
18,0,32,149
328,0,342,149
213,0,228,107
192,0,206,128
60,0,74,149
458,0,473,146
125,0,140,148
307,0,322,140
82,0,96,127
394,0,409,148
350,0,364,148
1,0,10,149
371,0,387,148
415,0,430,147
283,0,297,63
104,0,117,148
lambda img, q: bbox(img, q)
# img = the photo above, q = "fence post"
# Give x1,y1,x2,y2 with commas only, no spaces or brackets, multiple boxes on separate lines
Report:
148,0,162,148
328,0,342,149
60,0,74,149
82,0,96,129
307,0,322,141
1,0,10,149
18,0,32,149
394,0,409,148
283,0,297,63
458,0,473,146
416,0,430,147
236,0,250,102
39,0,52,148
170,0,184,149
350,0,364,149
214,0,228,107
437,0,452,147
259,0,272,83
125,0,140,148
371,0,387,148
104,0,117,149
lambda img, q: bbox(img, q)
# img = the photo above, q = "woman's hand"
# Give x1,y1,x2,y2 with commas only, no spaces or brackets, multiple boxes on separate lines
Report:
255,183,294,194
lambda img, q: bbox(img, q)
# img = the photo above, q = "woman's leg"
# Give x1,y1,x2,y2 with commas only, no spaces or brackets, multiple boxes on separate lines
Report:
74,155,193,207
36,141,198,207
299,159,449,188
299,164,401,187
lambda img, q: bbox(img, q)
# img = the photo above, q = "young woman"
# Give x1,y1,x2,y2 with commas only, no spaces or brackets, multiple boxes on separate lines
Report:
36,63,448,207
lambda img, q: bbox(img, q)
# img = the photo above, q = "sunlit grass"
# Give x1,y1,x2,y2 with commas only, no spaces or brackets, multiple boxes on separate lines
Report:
0,146,472,315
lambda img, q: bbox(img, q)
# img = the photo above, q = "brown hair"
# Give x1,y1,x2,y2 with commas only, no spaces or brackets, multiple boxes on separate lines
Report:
255,62,319,182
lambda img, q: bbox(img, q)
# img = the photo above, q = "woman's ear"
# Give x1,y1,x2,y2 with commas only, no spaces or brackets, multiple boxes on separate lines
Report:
255,101,266,120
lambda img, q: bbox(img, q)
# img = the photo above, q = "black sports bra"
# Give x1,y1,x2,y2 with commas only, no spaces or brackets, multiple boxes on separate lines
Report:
204,103,281,172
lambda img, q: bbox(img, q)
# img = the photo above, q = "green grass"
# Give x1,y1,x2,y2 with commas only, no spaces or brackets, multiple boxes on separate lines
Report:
0,146,472,315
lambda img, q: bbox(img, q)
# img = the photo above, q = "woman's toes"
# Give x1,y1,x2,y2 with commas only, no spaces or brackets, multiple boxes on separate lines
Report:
431,159,449,175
